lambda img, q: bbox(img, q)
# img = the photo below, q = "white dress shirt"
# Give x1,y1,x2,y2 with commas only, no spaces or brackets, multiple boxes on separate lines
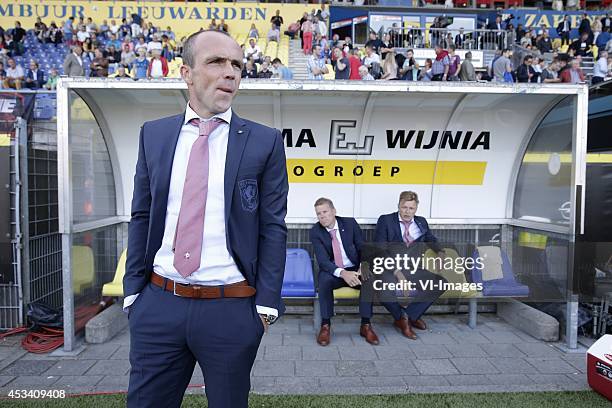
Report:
398,213,423,242
124,103,277,318
325,220,355,278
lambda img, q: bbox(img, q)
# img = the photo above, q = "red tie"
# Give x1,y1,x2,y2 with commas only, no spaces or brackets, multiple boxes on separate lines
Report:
329,229,345,268
173,117,224,278
401,220,414,247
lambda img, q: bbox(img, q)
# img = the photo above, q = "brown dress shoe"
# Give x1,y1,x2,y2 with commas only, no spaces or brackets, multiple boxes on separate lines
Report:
410,318,427,331
393,317,417,340
359,324,380,345
317,324,331,346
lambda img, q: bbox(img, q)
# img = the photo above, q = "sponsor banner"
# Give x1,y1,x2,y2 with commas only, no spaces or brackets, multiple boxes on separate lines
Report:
0,1,311,36
0,92,36,134
503,9,608,39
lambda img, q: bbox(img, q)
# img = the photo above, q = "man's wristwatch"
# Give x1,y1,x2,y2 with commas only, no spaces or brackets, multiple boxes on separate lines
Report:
260,314,278,325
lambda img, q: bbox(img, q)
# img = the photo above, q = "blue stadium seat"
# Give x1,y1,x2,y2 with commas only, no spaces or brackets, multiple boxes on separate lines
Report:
470,246,529,297
281,248,315,298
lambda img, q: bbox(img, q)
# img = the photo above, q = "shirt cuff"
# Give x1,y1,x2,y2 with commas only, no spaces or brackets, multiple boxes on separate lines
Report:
333,268,343,278
256,305,278,317
123,294,139,313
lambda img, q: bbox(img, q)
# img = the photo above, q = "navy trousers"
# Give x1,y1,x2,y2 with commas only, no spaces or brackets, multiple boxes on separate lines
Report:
402,268,448,321
127,281,264,408
318,270,403,321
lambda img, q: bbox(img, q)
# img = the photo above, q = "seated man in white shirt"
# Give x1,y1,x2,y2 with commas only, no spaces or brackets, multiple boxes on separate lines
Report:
244,38,262,63
267,24,280,43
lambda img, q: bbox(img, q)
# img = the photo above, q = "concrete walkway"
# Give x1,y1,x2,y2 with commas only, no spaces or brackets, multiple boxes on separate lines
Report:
0,314,589,396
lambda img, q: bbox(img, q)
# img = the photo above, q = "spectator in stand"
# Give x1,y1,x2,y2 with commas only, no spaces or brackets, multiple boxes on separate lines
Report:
596,26,610,50
348,48,361,80
247,23,259,40
208,19,219,31
272,58,293,79
592,19,603,46
47,22,63,46
447,44,461,81
11,21,25,55
91,48,109,78
541,60,561,83
505,24,516,49
358,65,374,81
258,61,273,79
76,25,90,44
487,15,505,50
532,57,543,83
380,33,395,61
147,33,163,56
34,17,47,43
344,37,354,51
285,20,300,40
267,24,280,43
520,31,533,48
2,58,24,89
418,58,433,81
320,3,330,22
163,26,175,41
219,20,229,33
362,45,381,79
131,47,149,79
592,51,608,84
516,55,536,83
44,67,59,90
244,38,262,63
302,16,314,55
455,28,468,49
99,20,109,39
85,17,97,34
400,49,419,81
307,44,328,80
515,24,526,44
109,19,119,37
82,38,94,60
63,17,74,43
147,49,168,79
24,60,45,89
106,45,121,66
458,51,476,81
381,51,398,80
569,33,593,57
242,59,258,79
365,32,384,54
119,18,131,39
110,65,131,78
0,62,6,84
108,33,121,50
560,58,585,83
121,43,137,68
601,13,611,33
557,15,572,46
271,10,284,31
317,16,328,39
161,35,175,61
431,45,450,81
492,48,513,82
63,45,85,77
537,31,553,54
578,13,592,39
333,48,350,80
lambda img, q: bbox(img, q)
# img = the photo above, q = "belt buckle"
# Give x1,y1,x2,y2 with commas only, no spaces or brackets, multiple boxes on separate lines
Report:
172,281,183,297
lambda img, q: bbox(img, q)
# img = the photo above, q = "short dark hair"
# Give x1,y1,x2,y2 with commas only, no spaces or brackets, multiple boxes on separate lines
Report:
272,58,282,64
523,55,533,63
314,197,335,209
182,29,233,67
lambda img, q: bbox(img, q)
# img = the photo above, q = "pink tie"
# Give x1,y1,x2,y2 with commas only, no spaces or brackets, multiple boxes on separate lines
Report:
173,117,224,278
329,229,345,269
401,220,414,247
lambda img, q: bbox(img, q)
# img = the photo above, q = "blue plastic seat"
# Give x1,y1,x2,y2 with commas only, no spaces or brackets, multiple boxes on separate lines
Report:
281,248,315,297
470,246,529,297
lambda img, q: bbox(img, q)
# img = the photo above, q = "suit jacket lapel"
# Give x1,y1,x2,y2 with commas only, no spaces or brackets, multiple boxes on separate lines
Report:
224,113,249,223
393,212,403,242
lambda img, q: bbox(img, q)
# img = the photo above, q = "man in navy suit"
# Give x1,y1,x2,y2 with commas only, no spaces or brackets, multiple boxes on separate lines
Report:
24,60,45,89
375,191,447,336
310,197,411,346
124,30,288,408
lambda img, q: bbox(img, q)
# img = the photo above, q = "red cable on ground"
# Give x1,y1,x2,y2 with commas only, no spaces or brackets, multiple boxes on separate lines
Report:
0,298,114,354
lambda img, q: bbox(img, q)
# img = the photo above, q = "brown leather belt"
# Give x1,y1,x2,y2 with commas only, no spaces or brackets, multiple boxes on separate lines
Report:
150,272,256,299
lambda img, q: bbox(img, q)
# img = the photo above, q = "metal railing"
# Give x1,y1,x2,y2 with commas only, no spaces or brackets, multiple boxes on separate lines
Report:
386,27,510,51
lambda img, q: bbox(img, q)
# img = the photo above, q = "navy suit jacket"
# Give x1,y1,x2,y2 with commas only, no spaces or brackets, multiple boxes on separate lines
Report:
310,216,363,276
374,212,442,253
26,69,45,88
124,111,289,314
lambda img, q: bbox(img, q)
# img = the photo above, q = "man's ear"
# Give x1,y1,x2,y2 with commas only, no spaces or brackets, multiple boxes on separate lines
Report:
180,65,192,85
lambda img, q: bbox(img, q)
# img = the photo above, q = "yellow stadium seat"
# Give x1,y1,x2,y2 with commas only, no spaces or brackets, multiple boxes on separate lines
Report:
560,44,569,53
333,287,360,299
422,248,479,298
102,249,127,297
72,245,94,295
